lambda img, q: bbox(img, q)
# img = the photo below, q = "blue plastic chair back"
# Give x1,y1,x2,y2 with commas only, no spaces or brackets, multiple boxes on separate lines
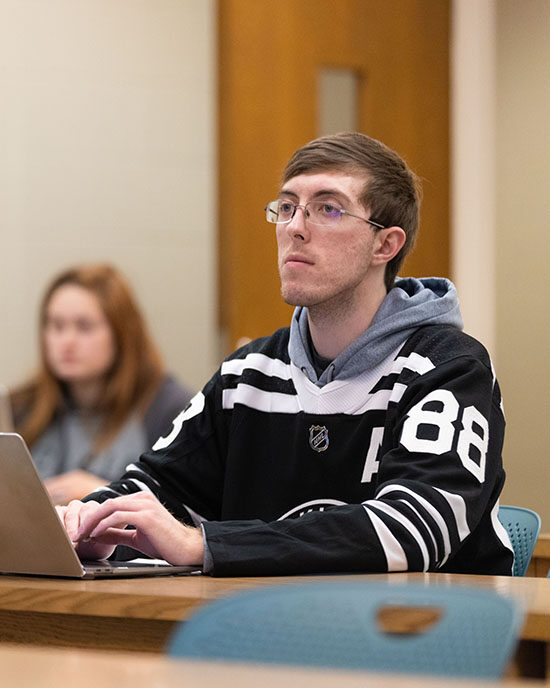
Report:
498,505,541,576
168,582,522,678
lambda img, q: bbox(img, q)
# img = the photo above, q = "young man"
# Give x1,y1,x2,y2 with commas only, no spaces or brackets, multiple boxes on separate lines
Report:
61,132,513,575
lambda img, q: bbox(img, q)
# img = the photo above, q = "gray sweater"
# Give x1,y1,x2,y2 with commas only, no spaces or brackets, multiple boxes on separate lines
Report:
31,375,193,481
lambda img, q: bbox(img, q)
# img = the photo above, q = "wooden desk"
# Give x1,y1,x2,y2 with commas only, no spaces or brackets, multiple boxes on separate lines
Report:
1,571,550,674
0,644,545,688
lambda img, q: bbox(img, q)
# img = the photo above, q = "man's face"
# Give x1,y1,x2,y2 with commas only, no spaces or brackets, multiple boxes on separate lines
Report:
276,170,380,310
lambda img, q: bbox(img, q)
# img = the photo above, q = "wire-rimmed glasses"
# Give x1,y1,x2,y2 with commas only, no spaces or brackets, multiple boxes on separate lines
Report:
264,200,385,230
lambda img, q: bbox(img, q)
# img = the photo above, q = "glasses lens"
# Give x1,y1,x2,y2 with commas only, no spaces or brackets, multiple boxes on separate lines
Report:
307,201,342,226
265,201,279,223
266,200,295,224
265,200,344,226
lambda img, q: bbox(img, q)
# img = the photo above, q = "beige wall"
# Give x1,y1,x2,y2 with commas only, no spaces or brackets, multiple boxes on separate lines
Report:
0,0,217,393
452,0,550,527
496,0,550,526
451,0,496,354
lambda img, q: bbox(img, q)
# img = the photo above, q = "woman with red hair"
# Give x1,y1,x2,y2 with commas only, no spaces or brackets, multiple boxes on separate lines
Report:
10,264,193,504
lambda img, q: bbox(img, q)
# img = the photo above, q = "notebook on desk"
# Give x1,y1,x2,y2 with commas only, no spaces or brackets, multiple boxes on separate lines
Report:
0,432,202,579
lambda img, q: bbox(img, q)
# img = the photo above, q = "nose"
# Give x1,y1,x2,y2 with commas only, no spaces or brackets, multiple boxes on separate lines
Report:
57,325,78,347
285,204,310,241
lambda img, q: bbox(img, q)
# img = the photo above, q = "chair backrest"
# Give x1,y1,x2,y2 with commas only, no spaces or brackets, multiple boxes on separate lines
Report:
498,504,541,576
168,581,522,678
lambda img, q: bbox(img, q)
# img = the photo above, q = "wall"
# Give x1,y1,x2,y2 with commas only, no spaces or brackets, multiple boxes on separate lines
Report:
496,0,550,525
451,0,496,355
0,0,217,393
452,0,550,526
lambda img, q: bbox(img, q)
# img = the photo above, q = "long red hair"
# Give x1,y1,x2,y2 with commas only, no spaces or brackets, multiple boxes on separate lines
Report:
11,264,164,449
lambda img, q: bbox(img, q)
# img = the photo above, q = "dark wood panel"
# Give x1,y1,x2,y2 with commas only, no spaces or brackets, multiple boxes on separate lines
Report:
219,0,450,350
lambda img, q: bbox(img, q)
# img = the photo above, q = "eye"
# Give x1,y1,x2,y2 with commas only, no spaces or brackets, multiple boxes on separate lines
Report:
318,202,341,218
278,201,294,216
75,319,98,334
45,317,64,333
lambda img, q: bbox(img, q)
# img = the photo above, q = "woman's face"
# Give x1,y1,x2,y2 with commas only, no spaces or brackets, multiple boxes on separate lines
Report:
43,284,116,385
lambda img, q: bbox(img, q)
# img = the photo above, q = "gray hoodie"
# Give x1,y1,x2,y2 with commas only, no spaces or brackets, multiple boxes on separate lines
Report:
289,277,464,387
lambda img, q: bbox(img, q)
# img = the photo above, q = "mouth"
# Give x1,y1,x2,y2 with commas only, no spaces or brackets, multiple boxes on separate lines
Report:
57,356,79,365
284,253,313,267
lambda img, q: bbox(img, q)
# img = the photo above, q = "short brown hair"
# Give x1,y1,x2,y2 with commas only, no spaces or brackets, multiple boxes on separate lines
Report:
283,132,421,290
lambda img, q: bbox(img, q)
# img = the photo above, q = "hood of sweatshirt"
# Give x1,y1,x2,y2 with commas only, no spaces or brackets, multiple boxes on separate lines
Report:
288,277,464,387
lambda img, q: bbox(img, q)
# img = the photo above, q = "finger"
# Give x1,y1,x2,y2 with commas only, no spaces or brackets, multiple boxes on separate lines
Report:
62,500,83,541
54,505,67,523
76,500,119,538
77,494,158,538
83,527,131,544
87,509,149,538
66,500,100,541
83,528,157,559
75,537,117,561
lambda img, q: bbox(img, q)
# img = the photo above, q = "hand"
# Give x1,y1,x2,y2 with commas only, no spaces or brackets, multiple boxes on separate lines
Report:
56,500,117,561
61,493,204,566
45,470,107,505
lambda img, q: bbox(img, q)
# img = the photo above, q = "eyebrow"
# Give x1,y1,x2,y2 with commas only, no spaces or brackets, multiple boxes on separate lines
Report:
279,187,353,205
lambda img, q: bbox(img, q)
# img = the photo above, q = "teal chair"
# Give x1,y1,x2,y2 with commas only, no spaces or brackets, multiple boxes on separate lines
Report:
498,505,541,576
168,582,522,678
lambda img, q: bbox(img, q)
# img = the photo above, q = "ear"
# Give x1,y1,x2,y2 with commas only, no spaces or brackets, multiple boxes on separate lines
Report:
371,226,407,266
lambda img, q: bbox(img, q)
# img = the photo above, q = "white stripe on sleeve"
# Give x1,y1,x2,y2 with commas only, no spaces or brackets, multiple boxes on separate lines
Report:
364,500,430,571
395,498,439,562
376,484,452,566
128,478,154,494
363,506,408,571
434,487,470,542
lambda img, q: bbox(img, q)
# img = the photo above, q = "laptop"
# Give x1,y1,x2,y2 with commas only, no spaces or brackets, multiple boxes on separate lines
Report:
0,432,202,579
0,385,14,432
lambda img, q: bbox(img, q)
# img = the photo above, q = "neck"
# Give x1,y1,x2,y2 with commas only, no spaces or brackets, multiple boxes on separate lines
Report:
67,379,105,412
307,279,388,360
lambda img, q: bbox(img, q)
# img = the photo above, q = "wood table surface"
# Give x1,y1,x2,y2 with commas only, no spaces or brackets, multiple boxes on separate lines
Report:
1,570,549,675
0,644,546,688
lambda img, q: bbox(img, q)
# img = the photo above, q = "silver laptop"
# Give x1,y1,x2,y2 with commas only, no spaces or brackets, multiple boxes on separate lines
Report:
0,432,202,579
0,385,14,432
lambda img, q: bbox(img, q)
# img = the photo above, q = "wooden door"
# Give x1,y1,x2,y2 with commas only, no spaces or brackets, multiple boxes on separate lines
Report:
218,0,450,352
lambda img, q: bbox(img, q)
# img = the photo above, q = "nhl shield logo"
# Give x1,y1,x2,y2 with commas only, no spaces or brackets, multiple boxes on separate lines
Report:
309,425,329,453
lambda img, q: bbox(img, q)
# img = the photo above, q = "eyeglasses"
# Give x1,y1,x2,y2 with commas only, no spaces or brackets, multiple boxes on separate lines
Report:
264,200,386,230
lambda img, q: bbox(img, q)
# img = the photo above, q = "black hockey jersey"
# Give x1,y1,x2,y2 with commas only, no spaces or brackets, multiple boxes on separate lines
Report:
94,323,513,576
